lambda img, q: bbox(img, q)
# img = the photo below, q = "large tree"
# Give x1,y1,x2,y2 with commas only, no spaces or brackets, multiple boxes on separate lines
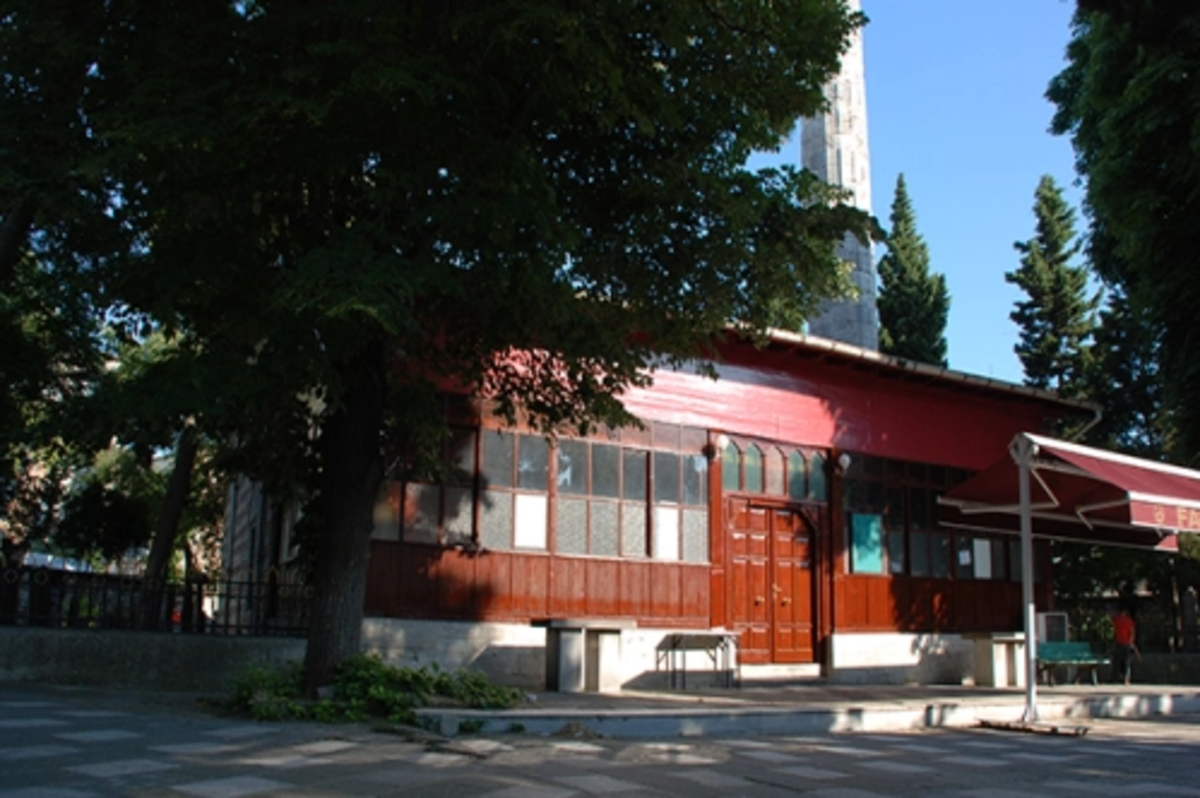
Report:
1048,0,1200,457
2,1,873,690
1006,175,1097,397
876,174,949,366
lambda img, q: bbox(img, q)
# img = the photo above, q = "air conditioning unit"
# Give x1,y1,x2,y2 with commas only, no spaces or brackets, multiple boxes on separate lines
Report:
1037,612,1069,642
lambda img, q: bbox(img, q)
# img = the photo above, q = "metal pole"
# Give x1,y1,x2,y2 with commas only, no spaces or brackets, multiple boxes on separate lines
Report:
1016,434,1039,722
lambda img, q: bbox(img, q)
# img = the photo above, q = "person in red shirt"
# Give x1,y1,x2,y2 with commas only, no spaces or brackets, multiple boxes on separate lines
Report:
1112,607,1139,685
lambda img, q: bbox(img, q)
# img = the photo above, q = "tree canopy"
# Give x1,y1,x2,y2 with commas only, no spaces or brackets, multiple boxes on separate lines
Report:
876,174,949,366
1,1,873,688
1048,0,1200,456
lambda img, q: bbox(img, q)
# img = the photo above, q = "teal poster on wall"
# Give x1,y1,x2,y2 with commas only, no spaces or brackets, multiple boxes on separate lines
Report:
851,513,884,574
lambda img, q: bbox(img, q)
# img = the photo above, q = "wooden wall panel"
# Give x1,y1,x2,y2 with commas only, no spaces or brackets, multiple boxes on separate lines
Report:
475,551,513,617
585,559,621,617
619,560,651,618
550,557,588,618
509,555,550,618
364,541,399,615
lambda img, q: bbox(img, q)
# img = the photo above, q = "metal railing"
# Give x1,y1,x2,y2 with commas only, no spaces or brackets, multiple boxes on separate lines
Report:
0,566,310,637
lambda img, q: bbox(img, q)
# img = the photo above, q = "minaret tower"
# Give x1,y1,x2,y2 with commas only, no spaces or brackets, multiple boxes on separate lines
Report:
801,0,878,350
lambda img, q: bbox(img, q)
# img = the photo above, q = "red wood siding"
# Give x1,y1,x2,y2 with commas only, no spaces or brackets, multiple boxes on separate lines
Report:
831,573,1049,634
366,541,710,627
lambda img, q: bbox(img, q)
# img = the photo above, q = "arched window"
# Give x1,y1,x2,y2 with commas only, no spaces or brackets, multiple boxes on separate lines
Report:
744,444,764,493
721,440,740,492
808,452,828,501
787,450,806,501
765,447,785,495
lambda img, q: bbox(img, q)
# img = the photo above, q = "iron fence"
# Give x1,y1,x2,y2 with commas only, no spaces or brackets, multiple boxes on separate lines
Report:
0,566,310,637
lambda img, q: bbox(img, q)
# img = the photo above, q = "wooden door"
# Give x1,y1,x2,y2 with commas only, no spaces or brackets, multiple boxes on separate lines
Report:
771,508,815,662
727,500,816,664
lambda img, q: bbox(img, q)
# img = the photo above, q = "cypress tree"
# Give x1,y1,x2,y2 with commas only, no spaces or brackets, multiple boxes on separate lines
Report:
1007,175,1097,396
877,174,950,366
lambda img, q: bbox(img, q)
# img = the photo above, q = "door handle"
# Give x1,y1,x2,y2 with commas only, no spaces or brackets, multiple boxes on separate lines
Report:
755,596,765,605
781,598,792,606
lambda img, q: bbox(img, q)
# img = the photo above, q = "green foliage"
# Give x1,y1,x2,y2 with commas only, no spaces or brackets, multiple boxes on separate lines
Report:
2,1,874,686
876,174,949,366
226,656,523,726
1006,175,1097,399
1048,0,1200,456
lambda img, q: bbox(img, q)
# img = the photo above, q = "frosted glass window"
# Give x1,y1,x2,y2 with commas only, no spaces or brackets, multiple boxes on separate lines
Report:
592,501,619,557
556,498,588,555
623,502,647,556
653,506,680,560
973,538,992,579
765,448,785,496
513,493,548,549
479,491,513,550
682,508,708,563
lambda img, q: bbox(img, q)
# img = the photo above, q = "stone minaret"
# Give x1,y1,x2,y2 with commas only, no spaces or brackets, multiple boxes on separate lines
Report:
801,0,878,350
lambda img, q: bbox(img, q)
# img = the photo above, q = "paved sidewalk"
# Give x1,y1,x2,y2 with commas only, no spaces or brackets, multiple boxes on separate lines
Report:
2,681,1200,797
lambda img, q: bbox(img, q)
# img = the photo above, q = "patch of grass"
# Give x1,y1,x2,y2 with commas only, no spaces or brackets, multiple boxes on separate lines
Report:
225,655,524,727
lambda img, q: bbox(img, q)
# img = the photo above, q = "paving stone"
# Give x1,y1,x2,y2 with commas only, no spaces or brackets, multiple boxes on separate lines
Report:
172,776,293,798
67,758,177,778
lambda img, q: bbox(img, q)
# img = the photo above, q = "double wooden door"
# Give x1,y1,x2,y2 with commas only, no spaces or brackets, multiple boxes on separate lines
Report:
727,500,817,664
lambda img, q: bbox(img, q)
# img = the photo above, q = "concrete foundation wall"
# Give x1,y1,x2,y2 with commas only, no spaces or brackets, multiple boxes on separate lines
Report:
0,627,305,693
829,632,973,685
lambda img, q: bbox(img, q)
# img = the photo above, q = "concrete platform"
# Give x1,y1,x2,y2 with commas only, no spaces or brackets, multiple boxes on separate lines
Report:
416,682,1200,738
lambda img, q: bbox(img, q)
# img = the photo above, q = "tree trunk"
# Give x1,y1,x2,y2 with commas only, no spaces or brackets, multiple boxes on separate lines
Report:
303,339,387,695
140,424,200,630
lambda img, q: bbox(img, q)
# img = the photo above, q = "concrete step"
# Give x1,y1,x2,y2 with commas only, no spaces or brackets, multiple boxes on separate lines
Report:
415,688,1200,739
738,663,823,684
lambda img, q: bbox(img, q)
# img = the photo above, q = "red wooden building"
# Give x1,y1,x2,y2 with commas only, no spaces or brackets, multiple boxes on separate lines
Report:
226,330,1088,687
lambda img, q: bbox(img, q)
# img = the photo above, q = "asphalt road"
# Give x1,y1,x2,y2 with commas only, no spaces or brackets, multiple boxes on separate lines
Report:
2,682,1199,797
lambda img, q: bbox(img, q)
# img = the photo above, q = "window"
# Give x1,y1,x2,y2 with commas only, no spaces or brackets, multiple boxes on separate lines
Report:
808,453,828,501
845,454,966,578
744,445,764,493
787,451,806,501
480,430,549,551
723,439,828,504
551,427,709,562
394,426,480,548
850,513,885,574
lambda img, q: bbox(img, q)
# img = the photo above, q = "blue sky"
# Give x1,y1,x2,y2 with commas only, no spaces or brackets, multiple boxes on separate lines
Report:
756,1,1083,384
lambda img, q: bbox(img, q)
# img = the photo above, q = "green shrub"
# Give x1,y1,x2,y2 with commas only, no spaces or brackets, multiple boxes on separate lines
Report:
224,655,524,727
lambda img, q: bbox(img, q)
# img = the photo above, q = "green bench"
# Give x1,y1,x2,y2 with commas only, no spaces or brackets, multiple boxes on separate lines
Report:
1036,641,1110,686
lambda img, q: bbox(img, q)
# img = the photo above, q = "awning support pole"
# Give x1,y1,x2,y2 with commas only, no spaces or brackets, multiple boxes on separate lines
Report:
1015,434,1039,722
